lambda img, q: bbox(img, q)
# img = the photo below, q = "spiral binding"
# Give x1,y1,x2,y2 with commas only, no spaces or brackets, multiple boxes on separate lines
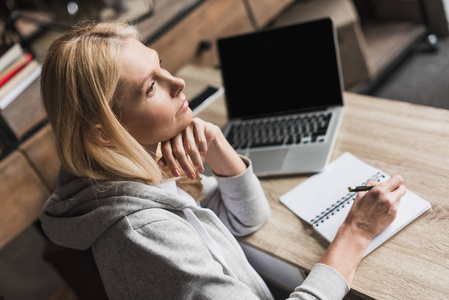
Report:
310,172,386,227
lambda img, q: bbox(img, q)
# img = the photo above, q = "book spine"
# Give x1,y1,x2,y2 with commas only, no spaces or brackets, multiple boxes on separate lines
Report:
0,53,33,87
0,44,24,72
0,63,41,110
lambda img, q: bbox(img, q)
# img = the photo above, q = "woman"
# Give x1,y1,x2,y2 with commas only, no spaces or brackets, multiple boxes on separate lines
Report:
40,22,406,300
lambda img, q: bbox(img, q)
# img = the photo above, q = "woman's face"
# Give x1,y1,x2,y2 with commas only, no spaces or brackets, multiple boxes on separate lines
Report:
117,38,192,147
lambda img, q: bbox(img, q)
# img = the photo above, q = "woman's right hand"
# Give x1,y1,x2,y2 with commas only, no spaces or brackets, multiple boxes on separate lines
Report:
318,175,406,285
344,175,406,240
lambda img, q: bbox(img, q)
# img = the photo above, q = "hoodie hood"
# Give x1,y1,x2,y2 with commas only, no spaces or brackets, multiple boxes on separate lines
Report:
40,168,196,250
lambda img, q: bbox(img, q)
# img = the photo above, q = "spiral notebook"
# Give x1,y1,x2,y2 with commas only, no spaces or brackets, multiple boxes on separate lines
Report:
280,152,431,257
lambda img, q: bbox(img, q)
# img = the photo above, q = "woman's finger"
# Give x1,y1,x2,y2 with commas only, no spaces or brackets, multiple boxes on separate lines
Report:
183,125,204,174
192,118,208,156
170,133,195,178
381,175,404,191
160,140,181,177
391,183,407,198
366,180,378,186
354,180,378,200
157,157,167,169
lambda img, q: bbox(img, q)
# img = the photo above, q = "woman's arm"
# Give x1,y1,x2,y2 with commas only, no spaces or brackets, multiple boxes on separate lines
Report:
200,157,271,236
287,176,406,299
202,124,247,176
318,175,406,285
159,117,406,290
159,118,269,235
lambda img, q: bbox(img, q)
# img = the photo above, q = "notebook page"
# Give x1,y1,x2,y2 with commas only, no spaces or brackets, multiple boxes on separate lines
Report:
280,152,431,257
280,152,381,225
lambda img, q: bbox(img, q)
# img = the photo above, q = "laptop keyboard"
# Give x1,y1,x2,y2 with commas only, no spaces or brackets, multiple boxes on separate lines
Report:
226,112,332,150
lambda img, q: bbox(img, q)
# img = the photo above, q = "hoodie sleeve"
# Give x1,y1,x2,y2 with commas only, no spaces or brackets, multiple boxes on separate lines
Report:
287,264,350,300
200,156,271,236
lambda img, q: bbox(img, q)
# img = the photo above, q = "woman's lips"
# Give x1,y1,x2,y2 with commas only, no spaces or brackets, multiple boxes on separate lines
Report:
177,100,188,114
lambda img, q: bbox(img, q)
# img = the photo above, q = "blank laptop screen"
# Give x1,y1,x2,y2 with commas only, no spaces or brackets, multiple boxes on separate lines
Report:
217,18,343,120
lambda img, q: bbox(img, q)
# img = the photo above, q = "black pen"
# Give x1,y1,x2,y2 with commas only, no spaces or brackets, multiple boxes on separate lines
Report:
347,186,374,192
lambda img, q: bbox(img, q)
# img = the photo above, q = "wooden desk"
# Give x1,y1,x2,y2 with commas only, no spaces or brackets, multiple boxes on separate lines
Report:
178,64,449,299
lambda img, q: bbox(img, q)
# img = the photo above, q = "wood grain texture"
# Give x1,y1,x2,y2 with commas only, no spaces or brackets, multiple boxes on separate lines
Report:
268,0,357,28
1,78,45,138
137,0,200,40
362,21,426,74
178,64,449,299
246,0,294,28
19,125,60,191
149,0,253,73
0,151,50,249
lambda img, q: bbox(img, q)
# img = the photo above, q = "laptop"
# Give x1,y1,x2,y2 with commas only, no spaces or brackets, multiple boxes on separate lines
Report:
216,17,344,177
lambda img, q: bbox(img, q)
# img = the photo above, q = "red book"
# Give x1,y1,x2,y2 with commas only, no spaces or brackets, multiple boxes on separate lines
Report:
0,53,33,87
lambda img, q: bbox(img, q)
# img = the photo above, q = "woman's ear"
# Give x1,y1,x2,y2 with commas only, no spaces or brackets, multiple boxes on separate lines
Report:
94,124,114,147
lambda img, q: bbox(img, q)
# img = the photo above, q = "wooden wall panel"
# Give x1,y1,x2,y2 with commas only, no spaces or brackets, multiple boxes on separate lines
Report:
0,151,50,249
148,0,253,73
20,125,60,191
1,78,45,139
247,0,294,28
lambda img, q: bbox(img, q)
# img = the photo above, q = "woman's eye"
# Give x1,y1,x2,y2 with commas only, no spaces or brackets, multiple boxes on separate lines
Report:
147,82,156,96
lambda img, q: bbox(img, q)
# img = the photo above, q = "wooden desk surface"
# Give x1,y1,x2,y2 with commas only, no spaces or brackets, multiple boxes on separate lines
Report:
177,64,449,299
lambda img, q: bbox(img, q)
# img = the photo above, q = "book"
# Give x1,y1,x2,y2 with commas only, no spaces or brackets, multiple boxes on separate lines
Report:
280,152,431,257
0,53,33,87
0,44,24,73
0,61,41,110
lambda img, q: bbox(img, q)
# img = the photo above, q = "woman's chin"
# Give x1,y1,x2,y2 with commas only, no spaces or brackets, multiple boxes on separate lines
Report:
181,108,193,125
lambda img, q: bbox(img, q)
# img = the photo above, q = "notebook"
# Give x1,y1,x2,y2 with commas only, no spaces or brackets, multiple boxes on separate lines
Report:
280,152,431,257
217,17,344,177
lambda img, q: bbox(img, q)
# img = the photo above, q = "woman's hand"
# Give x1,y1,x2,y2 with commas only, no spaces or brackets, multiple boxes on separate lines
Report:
158,118,246,178
158,118,219,179
319,175,406,285
344,175,406,240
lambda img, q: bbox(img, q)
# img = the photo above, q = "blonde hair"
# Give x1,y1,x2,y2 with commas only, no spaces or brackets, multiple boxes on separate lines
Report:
41,21,201,196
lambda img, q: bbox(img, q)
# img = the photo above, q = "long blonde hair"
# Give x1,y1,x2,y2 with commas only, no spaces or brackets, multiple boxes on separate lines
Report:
41,22,167,185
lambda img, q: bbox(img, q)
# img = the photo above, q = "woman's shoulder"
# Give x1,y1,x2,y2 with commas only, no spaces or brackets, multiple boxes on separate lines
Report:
96,206,195,250
124,207,187,231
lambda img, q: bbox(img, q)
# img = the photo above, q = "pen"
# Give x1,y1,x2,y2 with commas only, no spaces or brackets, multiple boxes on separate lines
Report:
347,186,374,192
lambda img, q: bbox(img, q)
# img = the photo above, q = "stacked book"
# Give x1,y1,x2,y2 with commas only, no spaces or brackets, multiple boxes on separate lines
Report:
0,43,42,110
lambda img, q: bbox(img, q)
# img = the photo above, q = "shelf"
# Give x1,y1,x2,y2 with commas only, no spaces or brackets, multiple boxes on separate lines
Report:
136,0,203,43
1,78,46,139
362,20,427,77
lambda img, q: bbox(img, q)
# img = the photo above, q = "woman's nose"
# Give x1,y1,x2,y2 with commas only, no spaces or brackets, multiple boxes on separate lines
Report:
170,76,185,98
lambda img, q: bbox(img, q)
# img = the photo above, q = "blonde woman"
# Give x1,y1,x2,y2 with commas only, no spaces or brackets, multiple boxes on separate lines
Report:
40,22,406,300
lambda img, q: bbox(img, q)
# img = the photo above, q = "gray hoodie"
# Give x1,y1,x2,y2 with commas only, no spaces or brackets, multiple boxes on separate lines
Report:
40,158,348,299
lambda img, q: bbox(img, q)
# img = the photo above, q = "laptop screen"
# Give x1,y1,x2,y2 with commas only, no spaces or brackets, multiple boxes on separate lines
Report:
217,18,343,120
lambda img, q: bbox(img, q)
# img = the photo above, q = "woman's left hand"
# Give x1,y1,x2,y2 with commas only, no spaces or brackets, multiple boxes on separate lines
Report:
158,118,220,179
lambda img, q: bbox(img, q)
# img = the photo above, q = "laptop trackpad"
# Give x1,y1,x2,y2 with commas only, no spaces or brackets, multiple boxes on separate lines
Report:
249,149,287,174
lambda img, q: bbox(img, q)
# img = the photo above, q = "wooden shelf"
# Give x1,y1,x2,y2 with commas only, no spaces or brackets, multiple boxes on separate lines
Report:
137,0,202,43
0,151,50,249
362,20,427,75
1,78,46,139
